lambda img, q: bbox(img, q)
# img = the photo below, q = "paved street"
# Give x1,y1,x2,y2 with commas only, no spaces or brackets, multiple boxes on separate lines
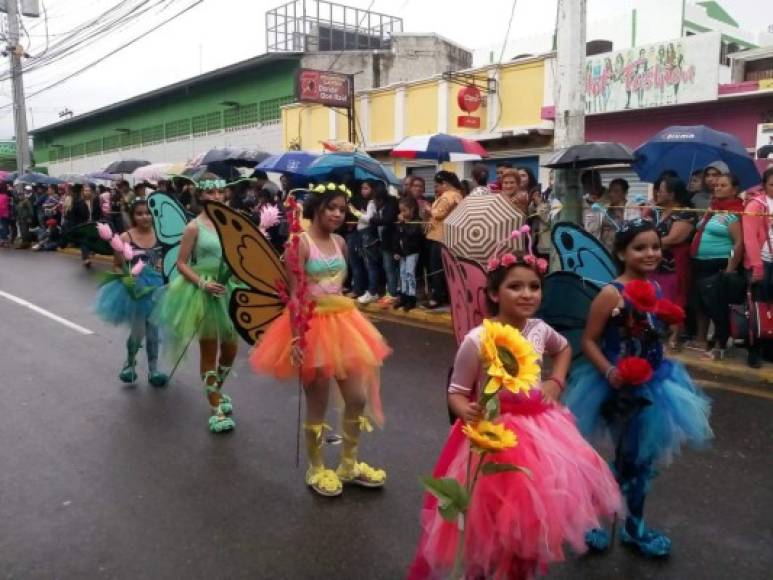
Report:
1,250,772,580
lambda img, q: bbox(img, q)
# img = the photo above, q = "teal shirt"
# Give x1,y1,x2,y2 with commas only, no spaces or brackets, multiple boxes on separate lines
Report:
696,213,738,260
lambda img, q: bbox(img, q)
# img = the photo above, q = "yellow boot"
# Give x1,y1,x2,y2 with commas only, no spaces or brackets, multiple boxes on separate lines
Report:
336,416,386,488
304,422,342,497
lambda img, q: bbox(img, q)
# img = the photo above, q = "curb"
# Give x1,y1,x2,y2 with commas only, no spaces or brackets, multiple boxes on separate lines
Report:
58,247,113,264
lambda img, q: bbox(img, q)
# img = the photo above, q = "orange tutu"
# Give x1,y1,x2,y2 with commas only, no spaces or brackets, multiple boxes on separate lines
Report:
250,295,391,423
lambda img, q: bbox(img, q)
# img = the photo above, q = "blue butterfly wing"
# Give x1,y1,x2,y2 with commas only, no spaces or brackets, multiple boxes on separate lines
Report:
537,271,602,361
551,221,617,284
147,192,189,283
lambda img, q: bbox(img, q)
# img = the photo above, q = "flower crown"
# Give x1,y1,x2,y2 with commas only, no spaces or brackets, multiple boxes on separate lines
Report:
486,225,548,274
310,182,353,199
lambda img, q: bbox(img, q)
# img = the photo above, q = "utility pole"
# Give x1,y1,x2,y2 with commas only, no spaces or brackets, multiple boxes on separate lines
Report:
6,0,31,174
553,0,587,225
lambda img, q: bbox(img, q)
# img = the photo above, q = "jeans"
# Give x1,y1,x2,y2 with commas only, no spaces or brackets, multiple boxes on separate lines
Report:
427,240,448,304
347,231,368,296
80,242,92,261
0,217,9,241
382,249,399,296
399,253,419,297
363,237,382,295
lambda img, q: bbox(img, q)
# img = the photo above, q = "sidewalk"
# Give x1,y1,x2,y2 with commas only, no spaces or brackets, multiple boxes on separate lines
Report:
57,247,773,387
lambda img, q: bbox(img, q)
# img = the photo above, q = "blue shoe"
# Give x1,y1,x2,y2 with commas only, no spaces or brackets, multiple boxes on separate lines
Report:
585,527,610,552
148,371,168,387
119,364,137,384
620,519,671,558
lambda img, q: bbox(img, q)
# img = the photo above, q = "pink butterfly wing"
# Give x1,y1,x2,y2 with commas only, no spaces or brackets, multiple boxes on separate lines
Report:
441,246,491,345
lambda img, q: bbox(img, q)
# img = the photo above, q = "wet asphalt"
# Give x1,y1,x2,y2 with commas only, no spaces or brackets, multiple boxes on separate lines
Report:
0,250,771,580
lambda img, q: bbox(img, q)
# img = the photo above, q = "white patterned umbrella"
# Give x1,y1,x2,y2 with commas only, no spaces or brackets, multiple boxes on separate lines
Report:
443,194,525,265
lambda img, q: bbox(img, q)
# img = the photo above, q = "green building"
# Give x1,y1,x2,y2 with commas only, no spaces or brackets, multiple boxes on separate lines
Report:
30,52,302,175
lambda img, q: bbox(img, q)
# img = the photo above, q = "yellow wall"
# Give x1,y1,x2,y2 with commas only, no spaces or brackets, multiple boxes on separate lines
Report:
405,82,438,136
368,91,395,145
496,61,545,128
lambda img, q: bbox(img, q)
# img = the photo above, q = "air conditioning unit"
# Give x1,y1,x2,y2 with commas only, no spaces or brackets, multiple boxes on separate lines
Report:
21,0,40,17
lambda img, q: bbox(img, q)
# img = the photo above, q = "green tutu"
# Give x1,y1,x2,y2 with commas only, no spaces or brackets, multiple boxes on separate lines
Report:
152,264,241,360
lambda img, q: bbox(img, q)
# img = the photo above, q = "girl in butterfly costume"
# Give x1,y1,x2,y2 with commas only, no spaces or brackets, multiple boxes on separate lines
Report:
94,199,168,387
251,183,391,497
153,187,240,433
409,231,621,580
565,219,713,557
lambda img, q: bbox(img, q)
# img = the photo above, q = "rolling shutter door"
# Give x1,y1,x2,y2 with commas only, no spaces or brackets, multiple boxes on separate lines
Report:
598,167,650,201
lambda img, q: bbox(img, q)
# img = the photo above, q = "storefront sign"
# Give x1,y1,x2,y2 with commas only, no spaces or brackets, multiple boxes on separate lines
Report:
584,32,720,114
296,69,352,108
457,115,481,129
0,141,16,156
457,85,482,113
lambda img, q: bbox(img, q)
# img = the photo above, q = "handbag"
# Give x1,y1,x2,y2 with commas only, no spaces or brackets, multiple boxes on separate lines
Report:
750,298,773,341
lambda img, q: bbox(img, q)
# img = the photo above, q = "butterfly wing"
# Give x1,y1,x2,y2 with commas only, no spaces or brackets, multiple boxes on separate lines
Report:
441,246,491,346
537,271,602,361
147,191,189,283
551,221,617,284
203,201,288,345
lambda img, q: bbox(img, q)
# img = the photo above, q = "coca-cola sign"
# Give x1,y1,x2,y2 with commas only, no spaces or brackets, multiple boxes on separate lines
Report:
457,85,482,113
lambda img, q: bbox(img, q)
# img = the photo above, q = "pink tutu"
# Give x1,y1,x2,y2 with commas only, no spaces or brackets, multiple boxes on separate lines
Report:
409,397,623,580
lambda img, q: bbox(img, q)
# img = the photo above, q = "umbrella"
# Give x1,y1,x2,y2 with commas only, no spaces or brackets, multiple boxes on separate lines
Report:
200,147,270,167
633,125,761,190
62,222,113,256
1,171,17,183
57,173,89,184
543,142,634,169
104,159,150,174
442,194,525,265
257,151,318,176
16,172,65,185
132,163,172,182
305,152,399,185
391,133,488,163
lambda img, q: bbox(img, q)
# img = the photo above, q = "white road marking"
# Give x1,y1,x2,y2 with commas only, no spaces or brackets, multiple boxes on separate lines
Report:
0,289,94,335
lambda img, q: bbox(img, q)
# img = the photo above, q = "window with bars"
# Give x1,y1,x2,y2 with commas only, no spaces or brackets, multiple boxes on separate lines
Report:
165,118,191,139
48,149,59,162
142,124,163,144
260,95,294,122
223,108,239,129
59,146,71,159
206,111,221,132
239,103,258,126
192,114,208,135
120,132,132,148
130,131,142,146
71,143,85,157
103,135,121,151
86,139,101,154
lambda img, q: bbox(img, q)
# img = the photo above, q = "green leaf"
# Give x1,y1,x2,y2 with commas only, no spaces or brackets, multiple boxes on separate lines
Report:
420,475,470,518
438,502,461,523
484,396,500,420
481,462,532,478
497,346,520,375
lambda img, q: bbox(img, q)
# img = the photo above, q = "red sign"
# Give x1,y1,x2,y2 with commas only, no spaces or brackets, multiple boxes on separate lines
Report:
296,69,352,108
457,115,481,129
457,85,482,113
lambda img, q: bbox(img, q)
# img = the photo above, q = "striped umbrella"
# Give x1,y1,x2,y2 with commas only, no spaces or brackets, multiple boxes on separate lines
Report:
443,194,524,265
391,132,488,163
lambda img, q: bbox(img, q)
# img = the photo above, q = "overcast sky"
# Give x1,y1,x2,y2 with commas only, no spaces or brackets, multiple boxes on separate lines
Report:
0,0,770,139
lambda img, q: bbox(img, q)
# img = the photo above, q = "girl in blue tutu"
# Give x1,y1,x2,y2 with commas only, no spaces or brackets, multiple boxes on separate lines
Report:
95,200,168,387
564,218,713,558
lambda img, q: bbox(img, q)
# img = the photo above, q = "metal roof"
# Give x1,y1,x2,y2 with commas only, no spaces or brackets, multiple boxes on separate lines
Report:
30,51,303,135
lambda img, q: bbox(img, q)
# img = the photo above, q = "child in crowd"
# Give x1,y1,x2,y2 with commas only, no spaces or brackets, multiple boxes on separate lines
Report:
31,219,62,251
393,196,424,311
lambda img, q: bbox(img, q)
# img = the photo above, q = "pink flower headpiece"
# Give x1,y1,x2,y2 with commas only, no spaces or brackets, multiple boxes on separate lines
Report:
486,225,548,275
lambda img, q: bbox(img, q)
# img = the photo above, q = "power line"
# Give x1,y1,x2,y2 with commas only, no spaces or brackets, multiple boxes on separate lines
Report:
0,0,203,111
491,0,518,132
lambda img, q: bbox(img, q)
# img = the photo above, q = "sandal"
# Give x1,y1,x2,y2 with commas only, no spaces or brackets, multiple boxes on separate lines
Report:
306,467,343,497
336,461,387,488
620,521,671,558
585,527,611,552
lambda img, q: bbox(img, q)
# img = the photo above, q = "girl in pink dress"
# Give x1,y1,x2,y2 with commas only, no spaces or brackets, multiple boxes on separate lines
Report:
409,253,622,580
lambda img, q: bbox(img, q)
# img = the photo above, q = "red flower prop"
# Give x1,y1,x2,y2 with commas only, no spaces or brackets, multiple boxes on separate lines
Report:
283,196,315,351
616,356,653,386
654,299,685,326
622,280,657,312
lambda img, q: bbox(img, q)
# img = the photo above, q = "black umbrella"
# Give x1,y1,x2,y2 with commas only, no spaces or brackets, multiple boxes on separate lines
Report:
17,172,65,185
200,147,270,167
62,222,114,255
104,159,150,174
543,142,634,169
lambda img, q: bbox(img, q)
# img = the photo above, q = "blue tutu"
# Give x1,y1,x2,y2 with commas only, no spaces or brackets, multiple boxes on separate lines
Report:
564,359,713,467
94,266,164,325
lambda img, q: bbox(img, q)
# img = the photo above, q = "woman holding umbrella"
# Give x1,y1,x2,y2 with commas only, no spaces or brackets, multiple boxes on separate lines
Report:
425,171,464,309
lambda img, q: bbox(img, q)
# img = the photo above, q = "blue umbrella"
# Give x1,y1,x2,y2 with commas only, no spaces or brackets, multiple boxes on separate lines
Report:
257,151,319,176
16,172,65,185
633,125,760,190
305,152,399,185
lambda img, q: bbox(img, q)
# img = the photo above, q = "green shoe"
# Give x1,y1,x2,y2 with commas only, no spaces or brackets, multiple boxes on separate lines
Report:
148,371,168,387
119,337,141,384
216,365,234,414
218,392,233,415
119,364,138,384
209,410,235,433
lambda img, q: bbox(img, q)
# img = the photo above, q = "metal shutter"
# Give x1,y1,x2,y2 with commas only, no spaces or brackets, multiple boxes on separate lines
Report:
407,165,438,198
598,167,651,201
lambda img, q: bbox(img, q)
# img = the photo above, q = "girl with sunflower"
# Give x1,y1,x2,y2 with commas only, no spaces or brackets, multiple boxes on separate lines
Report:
409,246,622,580
565,218,713,558
251,183,391,498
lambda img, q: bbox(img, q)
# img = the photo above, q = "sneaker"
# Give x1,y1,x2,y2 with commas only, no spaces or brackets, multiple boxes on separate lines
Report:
377,294,397,308
357,291,379,305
